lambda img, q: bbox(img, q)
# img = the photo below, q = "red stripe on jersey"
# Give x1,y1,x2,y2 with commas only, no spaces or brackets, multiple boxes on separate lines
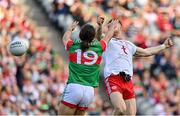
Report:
100,40,107,51
61,100,77,108
77,106,88,110
66,40,73,50
81,55,86,64
69,53,102,65
96,56,102,64
69,53,77,62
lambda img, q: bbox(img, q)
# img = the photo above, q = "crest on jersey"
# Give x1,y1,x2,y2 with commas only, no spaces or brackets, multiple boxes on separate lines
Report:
111,86,117,90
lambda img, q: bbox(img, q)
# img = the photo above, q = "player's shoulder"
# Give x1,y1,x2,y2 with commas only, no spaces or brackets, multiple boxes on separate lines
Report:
67,39,80,49
126,40,133,44
124,40,135,46
73,39,81,43
110,38,133,45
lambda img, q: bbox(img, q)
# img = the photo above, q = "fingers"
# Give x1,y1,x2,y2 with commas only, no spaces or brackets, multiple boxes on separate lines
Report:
110,19,118,25
70,21,79,31
109,19,119,29
100,17,105,22
97,16,105,25
164,38,173,48
98,17,104,22
72,21,79,26
167,38,173,47
113,19,119,25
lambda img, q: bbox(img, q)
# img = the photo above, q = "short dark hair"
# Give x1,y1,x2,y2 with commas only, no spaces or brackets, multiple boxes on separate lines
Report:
79,24,96,52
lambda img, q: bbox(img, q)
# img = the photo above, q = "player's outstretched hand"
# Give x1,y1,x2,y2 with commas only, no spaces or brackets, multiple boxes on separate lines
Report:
108,19,119,30
163,38,173,48
97,16,104,26
68,21,79,31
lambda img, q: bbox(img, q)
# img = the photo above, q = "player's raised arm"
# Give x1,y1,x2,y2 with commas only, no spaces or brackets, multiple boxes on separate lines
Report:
96,17,104,41
62,21,79,46
102,20,118,43
134,38,173,57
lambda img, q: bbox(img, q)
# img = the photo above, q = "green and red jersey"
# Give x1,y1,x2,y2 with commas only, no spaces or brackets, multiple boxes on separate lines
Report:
66,39,106,87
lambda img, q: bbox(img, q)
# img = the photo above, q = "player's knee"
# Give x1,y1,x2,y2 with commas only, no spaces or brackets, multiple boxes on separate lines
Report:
114,105,126,114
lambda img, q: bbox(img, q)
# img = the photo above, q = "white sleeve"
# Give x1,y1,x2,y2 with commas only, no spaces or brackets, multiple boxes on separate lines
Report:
131,43,137,55
128,41,137,55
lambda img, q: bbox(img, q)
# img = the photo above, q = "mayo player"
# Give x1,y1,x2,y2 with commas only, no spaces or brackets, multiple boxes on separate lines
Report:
59,19,118,115
103,20,173,115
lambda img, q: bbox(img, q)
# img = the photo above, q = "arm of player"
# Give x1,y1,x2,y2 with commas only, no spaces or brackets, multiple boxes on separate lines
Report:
62,21,79,46
134,38,173,57
96,17,104,41
172,30,180,36
102,20,118,43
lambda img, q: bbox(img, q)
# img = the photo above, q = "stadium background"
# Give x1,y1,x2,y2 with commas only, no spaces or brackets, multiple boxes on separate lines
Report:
0,0,180,115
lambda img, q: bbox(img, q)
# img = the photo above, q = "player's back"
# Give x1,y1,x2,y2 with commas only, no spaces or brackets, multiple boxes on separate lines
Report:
66,39,106,87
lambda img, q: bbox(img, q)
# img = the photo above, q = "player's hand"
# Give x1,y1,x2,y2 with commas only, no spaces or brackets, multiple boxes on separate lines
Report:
97,17,104,26
108,19,118,30
163,38,173,48
68,21,79,31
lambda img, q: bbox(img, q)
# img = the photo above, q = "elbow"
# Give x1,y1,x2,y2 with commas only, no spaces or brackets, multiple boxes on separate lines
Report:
140,51,153,57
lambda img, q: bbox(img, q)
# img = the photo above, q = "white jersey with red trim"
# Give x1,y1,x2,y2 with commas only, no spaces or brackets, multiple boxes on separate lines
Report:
103,38,137,78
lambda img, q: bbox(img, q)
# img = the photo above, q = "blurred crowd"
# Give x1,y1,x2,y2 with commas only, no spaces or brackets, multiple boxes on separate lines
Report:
0,0,68,115
0,0,180,115
37,0,180,115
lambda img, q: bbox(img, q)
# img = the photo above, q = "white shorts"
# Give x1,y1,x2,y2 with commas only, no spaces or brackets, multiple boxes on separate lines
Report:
61,83,94,110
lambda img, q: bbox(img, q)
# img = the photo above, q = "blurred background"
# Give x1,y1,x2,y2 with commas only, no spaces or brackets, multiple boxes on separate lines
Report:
0,0,180,115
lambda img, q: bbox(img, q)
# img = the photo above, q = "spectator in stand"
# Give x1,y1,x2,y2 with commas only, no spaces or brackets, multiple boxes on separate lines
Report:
0,0,68,115
1,0,180,115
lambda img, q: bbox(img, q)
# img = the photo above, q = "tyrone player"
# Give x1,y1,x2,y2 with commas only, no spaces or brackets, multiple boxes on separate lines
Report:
59,20,118,115
103,20,173,115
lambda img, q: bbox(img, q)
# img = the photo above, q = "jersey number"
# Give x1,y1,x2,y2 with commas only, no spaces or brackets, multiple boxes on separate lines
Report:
75,49,98,65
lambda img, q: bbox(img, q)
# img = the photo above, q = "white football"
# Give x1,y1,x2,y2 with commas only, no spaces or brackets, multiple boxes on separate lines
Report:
8,39,29,56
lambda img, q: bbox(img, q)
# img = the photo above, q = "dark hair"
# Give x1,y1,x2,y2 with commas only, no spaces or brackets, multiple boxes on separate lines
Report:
79,24,95,52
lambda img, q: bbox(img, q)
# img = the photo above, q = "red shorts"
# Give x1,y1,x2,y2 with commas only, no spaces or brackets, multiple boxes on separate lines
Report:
105,75,135,100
